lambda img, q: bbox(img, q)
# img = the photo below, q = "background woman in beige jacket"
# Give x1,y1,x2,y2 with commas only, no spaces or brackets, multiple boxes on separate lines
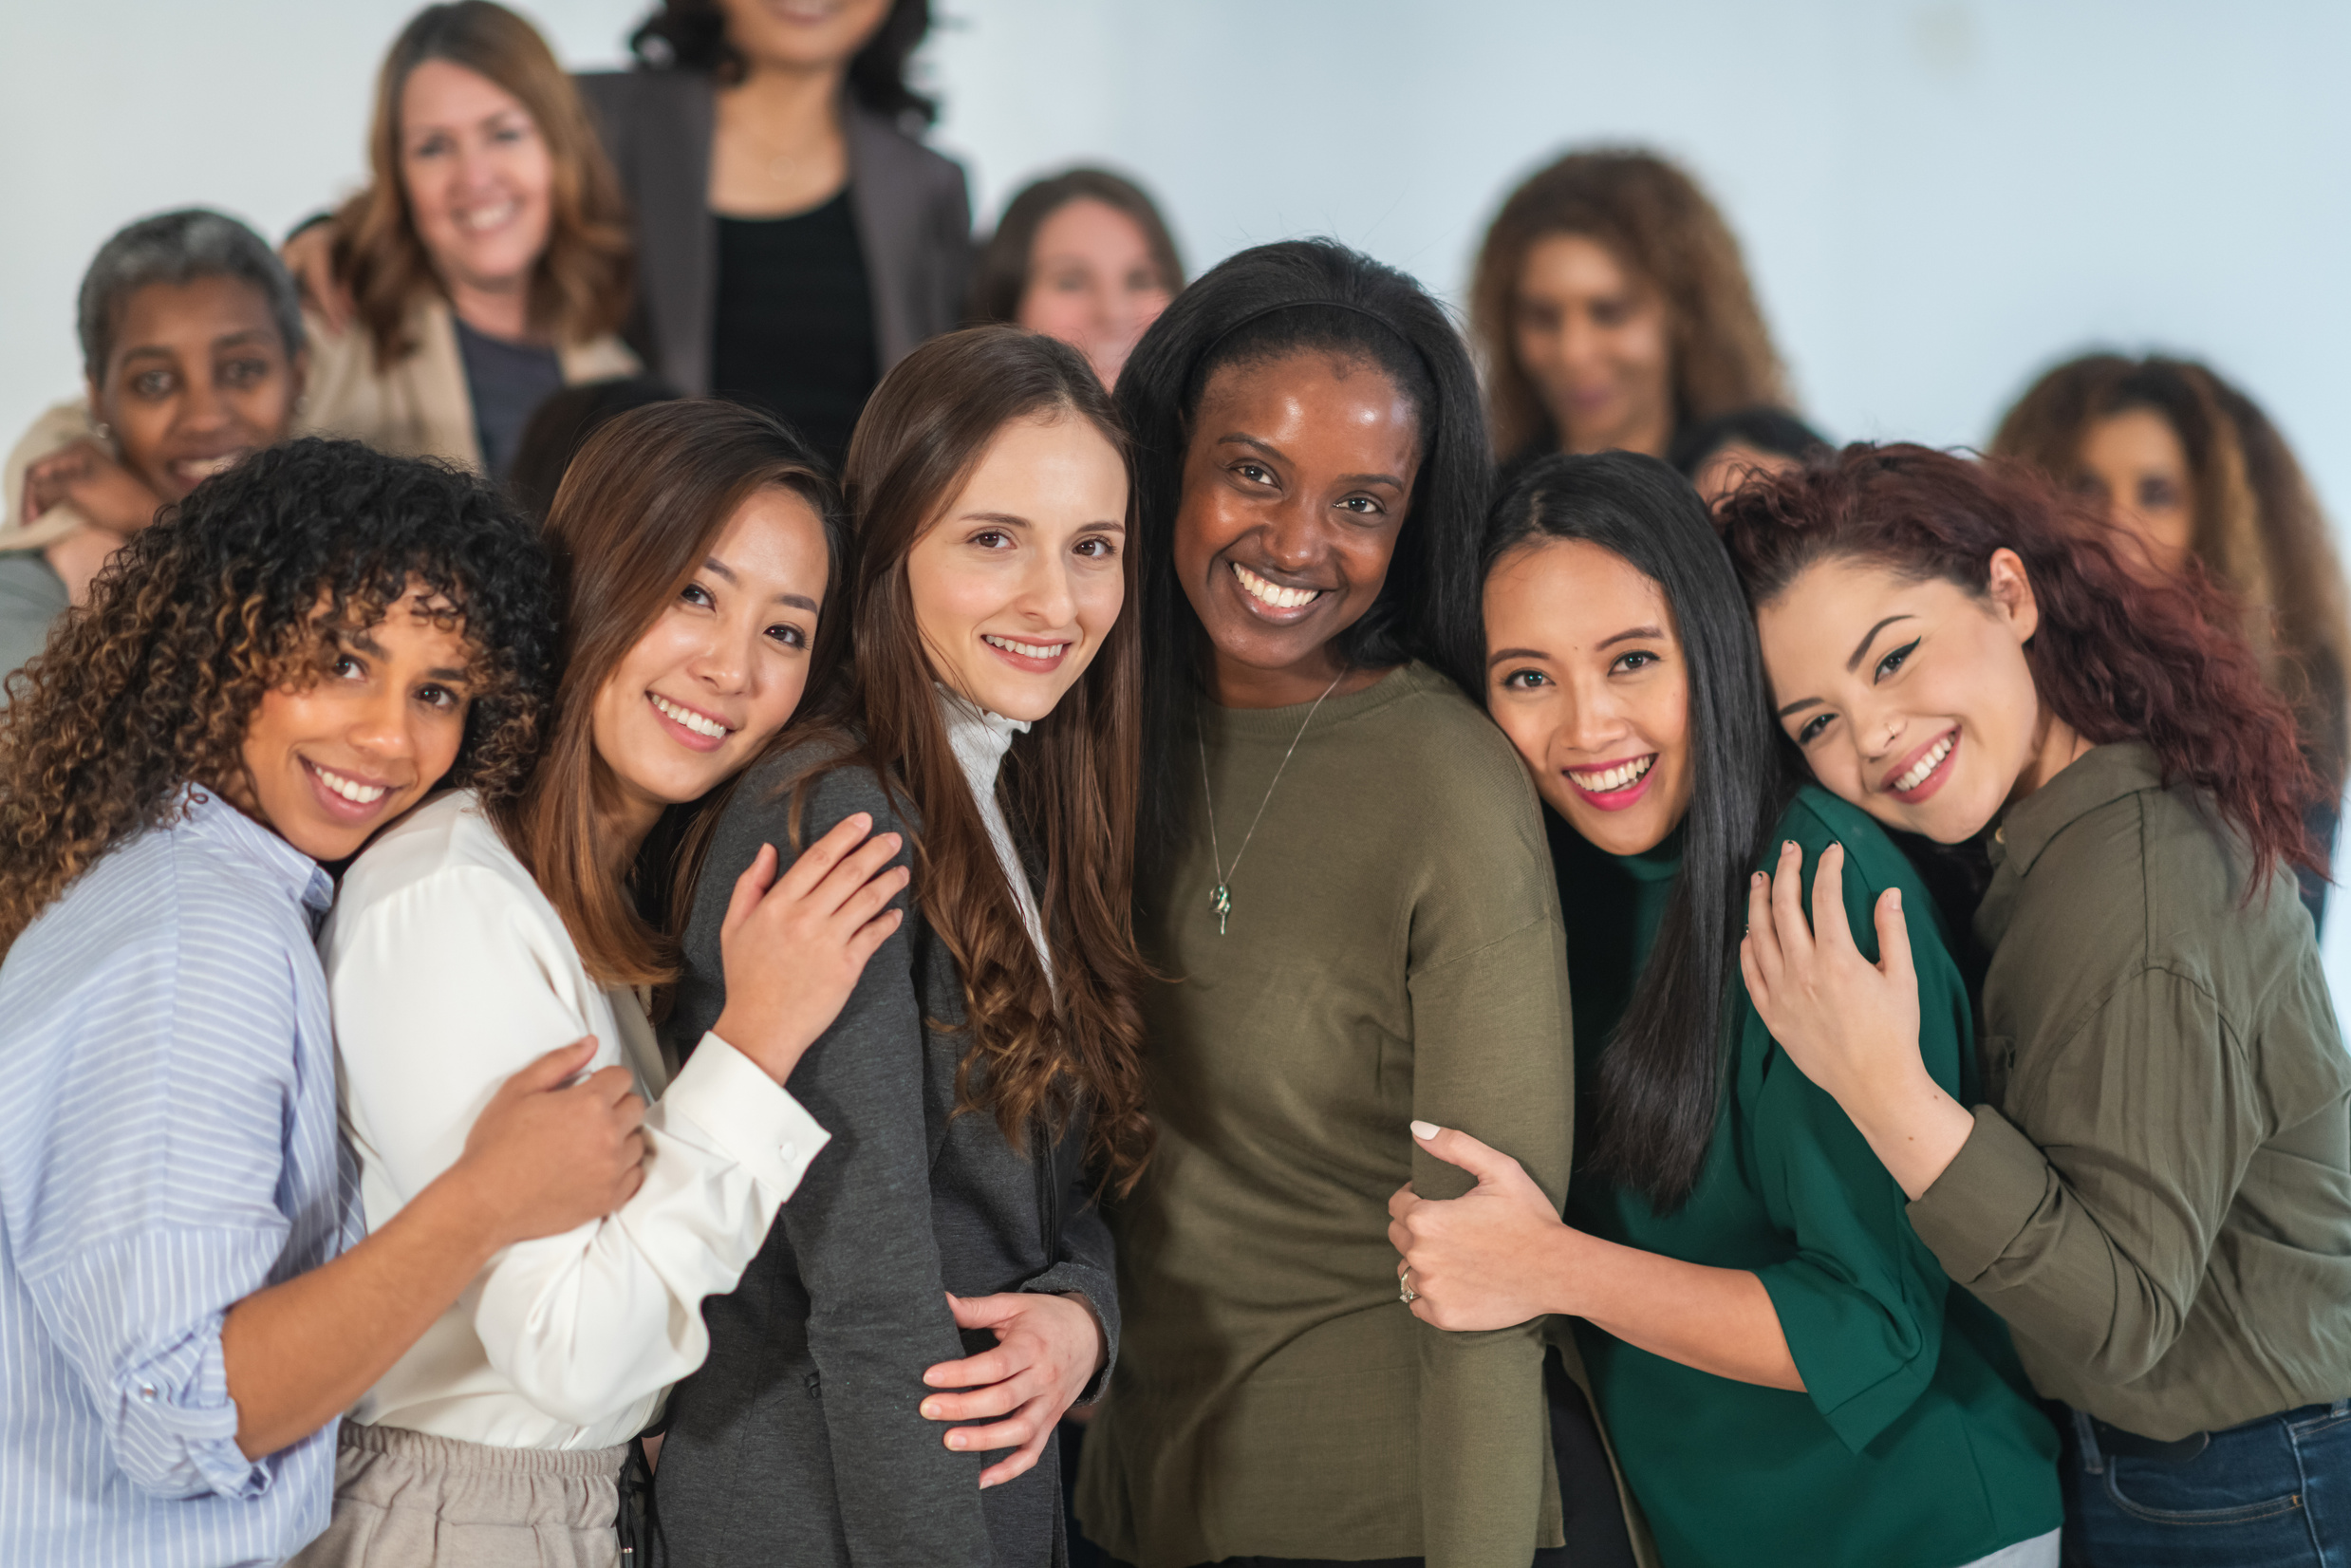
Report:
303,0,639,478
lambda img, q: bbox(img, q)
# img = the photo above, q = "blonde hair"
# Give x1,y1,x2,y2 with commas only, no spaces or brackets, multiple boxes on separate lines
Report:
334,1,633,364
1471,148,1787,460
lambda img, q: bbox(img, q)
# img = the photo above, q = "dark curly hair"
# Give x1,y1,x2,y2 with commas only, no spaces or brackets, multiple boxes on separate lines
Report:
0,438,555,950
628,0,936,123
1717,442,2321,885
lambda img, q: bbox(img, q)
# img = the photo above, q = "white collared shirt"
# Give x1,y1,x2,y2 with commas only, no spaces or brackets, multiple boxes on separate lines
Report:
319,791,829,1449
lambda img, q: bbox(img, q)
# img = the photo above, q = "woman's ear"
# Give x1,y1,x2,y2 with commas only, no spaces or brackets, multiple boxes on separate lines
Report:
1984,547,2039,645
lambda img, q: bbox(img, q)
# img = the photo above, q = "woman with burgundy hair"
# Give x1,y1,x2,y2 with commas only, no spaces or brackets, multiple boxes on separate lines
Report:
1717,445,2351,1567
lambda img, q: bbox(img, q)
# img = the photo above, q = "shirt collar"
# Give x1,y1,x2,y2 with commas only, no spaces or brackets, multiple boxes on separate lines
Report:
934,683,1030,796
177,784,336,921
1986,739,2165,879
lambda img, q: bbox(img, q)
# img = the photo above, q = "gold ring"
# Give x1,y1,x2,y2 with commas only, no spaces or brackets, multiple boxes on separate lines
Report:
1398,1267,1418,1304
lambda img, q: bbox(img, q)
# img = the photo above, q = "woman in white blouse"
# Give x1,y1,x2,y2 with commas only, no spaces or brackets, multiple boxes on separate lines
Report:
303,400,902,1567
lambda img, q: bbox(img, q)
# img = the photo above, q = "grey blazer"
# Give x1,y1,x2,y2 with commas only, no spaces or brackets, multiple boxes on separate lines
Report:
576,69,974,396
654,740,1117,1567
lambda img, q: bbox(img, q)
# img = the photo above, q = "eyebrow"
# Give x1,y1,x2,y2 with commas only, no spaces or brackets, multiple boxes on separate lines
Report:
700,555,817,612
1597,624,1666,651
1215,434,1405,491
1846,614,1914,673
337,625,472,683
119,327,278,362
1487,645,1548,667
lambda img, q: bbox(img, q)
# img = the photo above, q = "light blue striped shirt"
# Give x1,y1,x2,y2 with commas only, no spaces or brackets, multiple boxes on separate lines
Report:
0,789,361,1565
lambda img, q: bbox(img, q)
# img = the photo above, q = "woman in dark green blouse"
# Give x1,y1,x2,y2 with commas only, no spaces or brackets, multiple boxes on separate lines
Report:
1723,445,2351,1568
1390,451,2062,1568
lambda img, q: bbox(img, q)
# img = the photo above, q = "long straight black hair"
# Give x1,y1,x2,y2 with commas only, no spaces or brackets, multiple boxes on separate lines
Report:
1484,451,1785,1208
1117,238,1493,868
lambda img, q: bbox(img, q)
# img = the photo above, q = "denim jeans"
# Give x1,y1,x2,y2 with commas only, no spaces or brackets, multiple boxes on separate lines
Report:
2063,1399,2351,1567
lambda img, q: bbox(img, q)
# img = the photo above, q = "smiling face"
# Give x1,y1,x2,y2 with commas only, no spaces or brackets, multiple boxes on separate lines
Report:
905,413,1129,722
2075,406,2196,574
716,0,892,70
1016,198,1174,389
589,485,832,837
398,58,554,308
1485,537,1693,856
1173,348,1422,707
95,274,302,503
1512,233,1674,457
1757,551,2061,842
228,584,477,862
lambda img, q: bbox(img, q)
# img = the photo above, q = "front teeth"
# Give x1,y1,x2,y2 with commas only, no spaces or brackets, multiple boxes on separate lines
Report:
1233,562,1323,610
651,693,729,739
1894,733,1954,793
312,762,387,805
178,454,240,480
455,199,518,233
1568,755,1655,793
982,634,1069,660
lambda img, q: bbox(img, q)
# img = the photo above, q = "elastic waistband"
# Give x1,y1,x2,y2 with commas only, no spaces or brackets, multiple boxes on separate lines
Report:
339,1419,631,1479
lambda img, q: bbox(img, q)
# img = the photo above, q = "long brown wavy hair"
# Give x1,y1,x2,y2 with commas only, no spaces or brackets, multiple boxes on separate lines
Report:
491,400,842,990
1471,147,1789,461
0,439,552,952
334,1,634,365
1719,443,2322,884
1991,352,2351,795
794,325,1152,1190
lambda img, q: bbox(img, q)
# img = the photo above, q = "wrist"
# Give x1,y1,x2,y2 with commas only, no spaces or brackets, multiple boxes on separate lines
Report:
1541,1220,1593,1319
423,1155,522,1262
710,1009,815,1085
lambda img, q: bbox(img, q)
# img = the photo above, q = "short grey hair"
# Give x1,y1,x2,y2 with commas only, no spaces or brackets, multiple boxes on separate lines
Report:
76,209,307,383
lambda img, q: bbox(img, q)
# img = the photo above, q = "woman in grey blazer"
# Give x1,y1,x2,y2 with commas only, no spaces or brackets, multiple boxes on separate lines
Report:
655,326,1148,1565
580,0,971,463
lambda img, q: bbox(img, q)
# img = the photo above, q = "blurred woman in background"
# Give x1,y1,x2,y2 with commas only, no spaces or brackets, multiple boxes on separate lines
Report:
300,1,639,479
1,209,306,699
1471,149,1788,475
1992,352,2351,926
968,167,1184,389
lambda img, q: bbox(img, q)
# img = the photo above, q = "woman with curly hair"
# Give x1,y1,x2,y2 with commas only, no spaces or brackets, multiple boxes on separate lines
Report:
1991,352,2351,926
0,439,646,1561
298,401,902,1568
652,327,1145,1566
1722,445,2351,1567
1471,148,1790,472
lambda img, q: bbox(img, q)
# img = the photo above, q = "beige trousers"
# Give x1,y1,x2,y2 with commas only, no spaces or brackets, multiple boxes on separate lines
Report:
289,1420,630,1568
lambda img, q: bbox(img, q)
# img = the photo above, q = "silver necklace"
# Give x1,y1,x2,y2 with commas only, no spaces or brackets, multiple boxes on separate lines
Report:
1195,668,1347,935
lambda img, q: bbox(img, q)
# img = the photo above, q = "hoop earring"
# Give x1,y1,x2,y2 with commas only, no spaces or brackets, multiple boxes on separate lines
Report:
91,421,112,442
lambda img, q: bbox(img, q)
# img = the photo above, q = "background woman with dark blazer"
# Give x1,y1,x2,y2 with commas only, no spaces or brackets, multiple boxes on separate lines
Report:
656,327,1148,1565
579,0,969,464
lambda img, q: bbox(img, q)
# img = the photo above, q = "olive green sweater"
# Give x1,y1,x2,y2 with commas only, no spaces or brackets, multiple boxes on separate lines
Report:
1074,663,1576,1567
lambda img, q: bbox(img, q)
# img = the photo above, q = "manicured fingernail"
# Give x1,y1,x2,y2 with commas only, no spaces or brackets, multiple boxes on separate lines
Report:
1410,1120,1440,1140
1782,840,1798,854
1752,871,1765,886
922,1399,941,1417
947,1433,966,1449
1889,888,1901,907
849,812,870,829
923,1369,942,1385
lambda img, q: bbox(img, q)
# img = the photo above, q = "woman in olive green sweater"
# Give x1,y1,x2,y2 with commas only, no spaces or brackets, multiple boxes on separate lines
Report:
1073,241,1635,1566
1391,452,2062,1568
1724,445,2351,1568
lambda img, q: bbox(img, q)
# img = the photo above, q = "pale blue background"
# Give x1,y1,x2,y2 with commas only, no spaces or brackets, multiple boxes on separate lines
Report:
6,0,2348,999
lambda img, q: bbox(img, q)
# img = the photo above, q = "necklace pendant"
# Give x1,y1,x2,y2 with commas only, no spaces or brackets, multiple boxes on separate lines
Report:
1209,883,1231,936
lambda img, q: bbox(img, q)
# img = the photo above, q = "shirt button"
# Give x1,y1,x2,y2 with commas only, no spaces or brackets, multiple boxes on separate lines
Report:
139,1383,157,1401
779,1142,797,1163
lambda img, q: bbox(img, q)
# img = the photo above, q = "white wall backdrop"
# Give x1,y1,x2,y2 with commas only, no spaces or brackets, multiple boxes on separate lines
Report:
7,0,2351,991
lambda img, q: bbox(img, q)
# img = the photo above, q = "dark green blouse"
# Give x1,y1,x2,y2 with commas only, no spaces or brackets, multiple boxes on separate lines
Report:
1557,785,2060,1568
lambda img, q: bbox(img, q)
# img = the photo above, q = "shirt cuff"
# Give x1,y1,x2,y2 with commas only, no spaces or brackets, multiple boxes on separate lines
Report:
1754,1260,1934,1453
662,1032,830,1203
120,1312,271,1502
1906,1104,2052,1285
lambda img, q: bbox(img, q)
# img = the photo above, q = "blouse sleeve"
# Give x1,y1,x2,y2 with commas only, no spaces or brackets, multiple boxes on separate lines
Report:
1748,830,1974,1451
1403,741,1577,1568
1905,968,2256,1384
327,864,825,1430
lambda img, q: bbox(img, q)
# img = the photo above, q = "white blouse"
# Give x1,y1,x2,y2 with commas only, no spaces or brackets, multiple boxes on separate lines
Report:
937,686,1053,983
318,791,829,1450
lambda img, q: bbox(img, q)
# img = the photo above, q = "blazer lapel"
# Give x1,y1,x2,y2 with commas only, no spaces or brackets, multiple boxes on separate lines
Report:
845,104,919,370
621,73,717,394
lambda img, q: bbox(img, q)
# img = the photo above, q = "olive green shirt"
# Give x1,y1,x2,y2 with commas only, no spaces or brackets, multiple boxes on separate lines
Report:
1074,663,1575,1568
1910,741,2351,1439
1560,789,2060,1568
